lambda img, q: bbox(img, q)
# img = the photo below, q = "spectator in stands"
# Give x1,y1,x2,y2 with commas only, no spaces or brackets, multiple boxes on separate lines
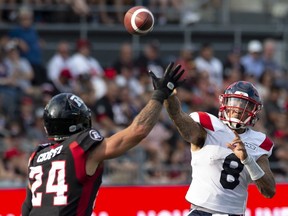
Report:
25,107,48,147
111,42,146,97
194,42,223,90
241,40,265,80
54,69,74,93
68,38,106,99
4,39,34,96
180,0,221,25
115,86,140,127
47,41,71,82
115,65,145,98
2,120,29,185
222,46,245,87
0,151,24,187
0,45,14,119
229,0,264,13
143,149,170,184
135,39,165,78
262,38,287,88
19,96,36,129
112,42,135,75
47,41,73,93
0,42,25,120
270,0,288,20
9,5,47,86
262,38,282,74
72,73,96,109
148,0,182,25
263,84,286,136
141,112,173,164
168,139,191,184
91,80,122,136
191,71,219,116
88,0,134,24
173,44,199,112
255,70,275,101
66,0,90,16
175,44,196,81
270,111,288,180
0,157,16,186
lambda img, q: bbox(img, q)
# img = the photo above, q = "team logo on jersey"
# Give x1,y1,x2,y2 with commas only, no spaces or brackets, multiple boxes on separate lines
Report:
89,130,103,141
244,142,256,151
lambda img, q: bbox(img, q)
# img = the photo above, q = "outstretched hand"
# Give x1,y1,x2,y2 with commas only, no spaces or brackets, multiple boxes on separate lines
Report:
149,62,185,103
226,130,248,161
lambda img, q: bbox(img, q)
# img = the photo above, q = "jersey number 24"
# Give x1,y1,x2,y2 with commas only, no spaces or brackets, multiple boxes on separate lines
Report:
29,161,68,206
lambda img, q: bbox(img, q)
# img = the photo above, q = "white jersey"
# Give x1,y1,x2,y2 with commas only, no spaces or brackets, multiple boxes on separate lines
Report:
185,112,273,214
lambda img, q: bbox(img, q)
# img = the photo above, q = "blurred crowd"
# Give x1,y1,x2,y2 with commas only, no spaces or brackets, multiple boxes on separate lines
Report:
0,3,288,187
1,0,287,25
0,0,218,25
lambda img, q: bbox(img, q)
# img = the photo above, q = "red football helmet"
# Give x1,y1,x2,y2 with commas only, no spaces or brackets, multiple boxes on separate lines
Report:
219,81,262,129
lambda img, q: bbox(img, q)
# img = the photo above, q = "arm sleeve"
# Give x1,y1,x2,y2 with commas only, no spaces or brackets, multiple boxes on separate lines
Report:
21,186,32,216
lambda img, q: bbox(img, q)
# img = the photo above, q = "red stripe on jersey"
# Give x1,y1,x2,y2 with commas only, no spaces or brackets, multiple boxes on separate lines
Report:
70,141,104,216
198,112,214,131
259,136,273,151
78,163,103,215
70,141,85,182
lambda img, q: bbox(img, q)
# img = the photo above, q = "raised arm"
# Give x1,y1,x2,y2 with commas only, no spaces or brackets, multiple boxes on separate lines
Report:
87,62,185,164
164,94,206,147
97,99,162,159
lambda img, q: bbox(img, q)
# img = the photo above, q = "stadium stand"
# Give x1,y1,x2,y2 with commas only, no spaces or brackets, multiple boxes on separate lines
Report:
0,0,287,187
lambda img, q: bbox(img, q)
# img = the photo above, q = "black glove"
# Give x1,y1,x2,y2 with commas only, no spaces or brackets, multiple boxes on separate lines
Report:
149,62,185,103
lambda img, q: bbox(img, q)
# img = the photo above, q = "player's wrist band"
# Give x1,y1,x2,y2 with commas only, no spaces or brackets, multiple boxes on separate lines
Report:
151,90,167,103
241,154,265,181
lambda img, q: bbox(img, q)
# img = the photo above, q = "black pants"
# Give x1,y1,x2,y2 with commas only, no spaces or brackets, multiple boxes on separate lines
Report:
187,209,243,216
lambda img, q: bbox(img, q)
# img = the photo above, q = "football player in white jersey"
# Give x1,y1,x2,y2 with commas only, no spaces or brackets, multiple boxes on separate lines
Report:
161,80,276,216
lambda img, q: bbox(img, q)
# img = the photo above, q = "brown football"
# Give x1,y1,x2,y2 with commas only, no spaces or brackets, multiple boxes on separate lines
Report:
124,6,154,35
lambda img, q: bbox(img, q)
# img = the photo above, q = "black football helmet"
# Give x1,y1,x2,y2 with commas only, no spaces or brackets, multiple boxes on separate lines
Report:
43,93,91,140
219,81,262,129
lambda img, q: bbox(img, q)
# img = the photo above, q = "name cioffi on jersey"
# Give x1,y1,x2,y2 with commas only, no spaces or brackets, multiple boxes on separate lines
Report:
37,145,63,163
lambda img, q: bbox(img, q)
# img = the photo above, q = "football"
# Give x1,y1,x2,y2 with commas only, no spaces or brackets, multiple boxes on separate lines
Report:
124,6,154,35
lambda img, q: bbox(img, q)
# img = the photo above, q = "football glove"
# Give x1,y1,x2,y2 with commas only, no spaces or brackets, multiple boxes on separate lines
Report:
149,62,185,103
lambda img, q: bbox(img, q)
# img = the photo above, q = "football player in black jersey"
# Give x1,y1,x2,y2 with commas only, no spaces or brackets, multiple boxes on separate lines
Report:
21,62,185,216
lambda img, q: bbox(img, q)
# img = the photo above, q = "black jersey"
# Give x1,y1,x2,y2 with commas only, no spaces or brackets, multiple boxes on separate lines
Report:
23,128,104,216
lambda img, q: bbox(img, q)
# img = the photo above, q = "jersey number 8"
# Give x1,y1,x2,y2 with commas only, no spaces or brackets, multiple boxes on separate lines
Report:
220,153,244,190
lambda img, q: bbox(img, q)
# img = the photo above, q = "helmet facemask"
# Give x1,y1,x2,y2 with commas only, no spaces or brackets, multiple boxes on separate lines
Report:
219,94,262,129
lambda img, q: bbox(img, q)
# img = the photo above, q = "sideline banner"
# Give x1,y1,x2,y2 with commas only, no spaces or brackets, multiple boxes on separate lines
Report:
0,184,287,216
